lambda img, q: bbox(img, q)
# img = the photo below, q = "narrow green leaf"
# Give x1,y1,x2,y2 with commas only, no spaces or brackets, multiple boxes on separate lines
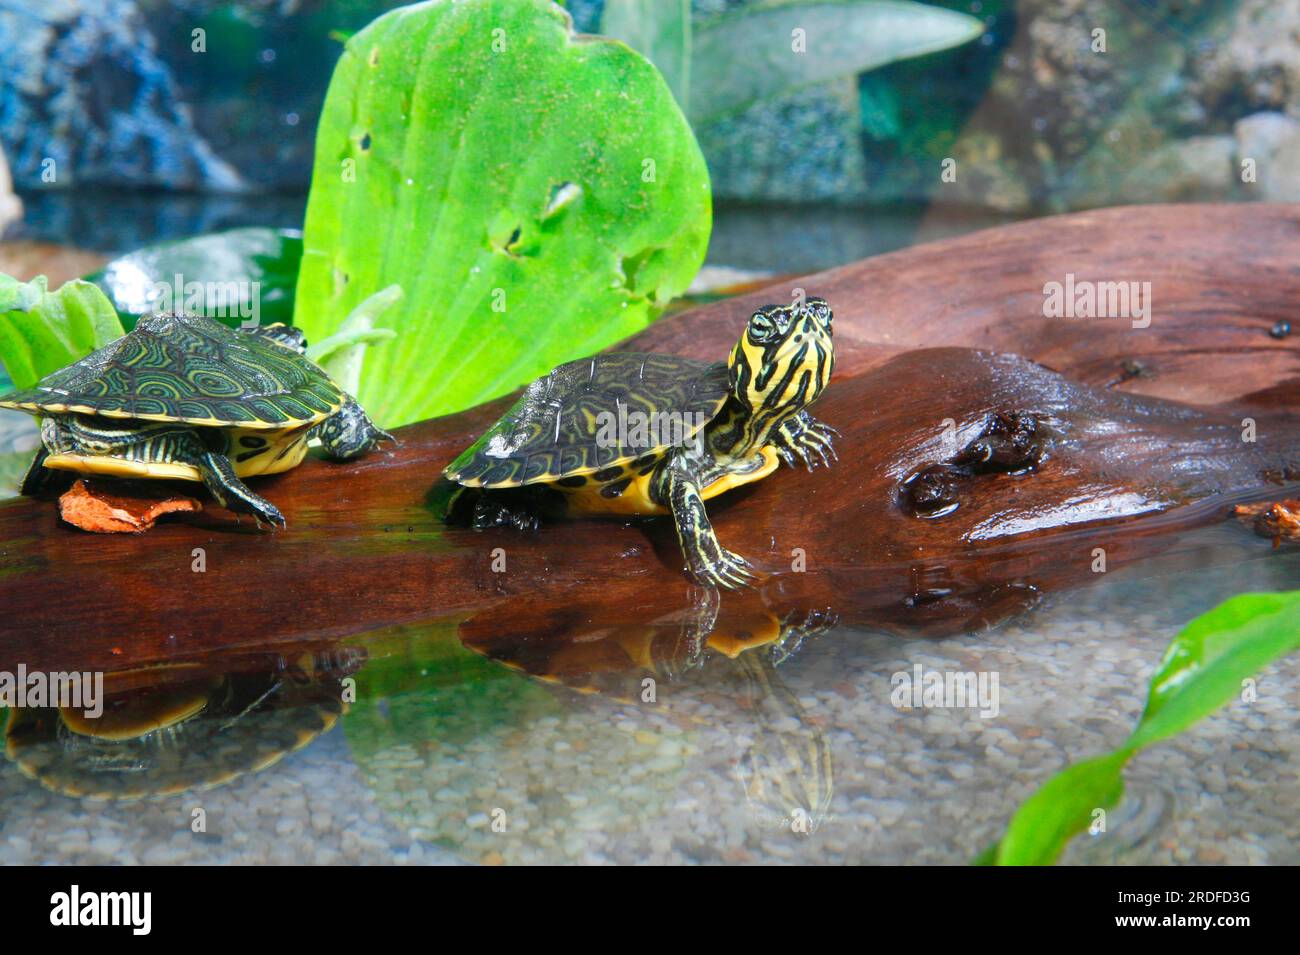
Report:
0,274,125,391
307,285,403,396
984,591,1300,865
690,0,984,123
994,750,1131,866
295,0,711,427
858,73,902,140
1132,592,1300,749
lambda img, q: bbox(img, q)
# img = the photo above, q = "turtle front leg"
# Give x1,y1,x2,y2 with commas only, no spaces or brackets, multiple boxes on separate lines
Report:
772,411,839,472
314,397,394,460
172,432,285,528
658,456,756,590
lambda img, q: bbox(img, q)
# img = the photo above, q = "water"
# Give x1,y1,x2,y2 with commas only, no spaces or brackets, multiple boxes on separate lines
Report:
1,522,1295,865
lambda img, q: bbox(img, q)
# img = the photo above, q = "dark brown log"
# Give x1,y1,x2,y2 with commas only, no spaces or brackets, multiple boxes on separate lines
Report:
2,204,1298,673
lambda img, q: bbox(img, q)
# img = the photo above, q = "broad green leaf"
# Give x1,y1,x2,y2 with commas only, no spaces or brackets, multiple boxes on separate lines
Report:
0,275,125,391
690,1,985,123
601,0,691,114
85,227,303,330
295,0,711,427
985,591,1300,865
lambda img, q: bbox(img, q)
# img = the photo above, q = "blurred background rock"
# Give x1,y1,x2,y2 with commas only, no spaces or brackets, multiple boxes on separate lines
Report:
0,0,1296,271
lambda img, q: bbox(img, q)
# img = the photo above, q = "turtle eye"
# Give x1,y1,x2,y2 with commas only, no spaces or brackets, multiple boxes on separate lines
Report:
748,308,779,343
805,298,832,330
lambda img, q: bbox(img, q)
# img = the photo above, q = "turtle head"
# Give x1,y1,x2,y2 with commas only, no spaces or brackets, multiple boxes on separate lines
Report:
248,323,308,354
728,298,834,434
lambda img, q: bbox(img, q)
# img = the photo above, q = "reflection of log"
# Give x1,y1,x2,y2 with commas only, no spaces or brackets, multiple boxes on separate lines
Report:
2,204,1299,672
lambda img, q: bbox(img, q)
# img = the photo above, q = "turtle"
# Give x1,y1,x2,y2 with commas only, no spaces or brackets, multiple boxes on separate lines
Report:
444,297,838,589
0,312,392,527
3,648,363,800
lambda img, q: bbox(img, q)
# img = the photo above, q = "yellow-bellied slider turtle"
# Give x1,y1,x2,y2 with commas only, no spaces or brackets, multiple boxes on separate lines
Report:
445,298,837,588
0,312,391,527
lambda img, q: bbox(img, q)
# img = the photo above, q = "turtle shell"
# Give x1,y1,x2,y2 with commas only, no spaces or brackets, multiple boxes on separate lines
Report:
445,353,730,488
0,312,343,429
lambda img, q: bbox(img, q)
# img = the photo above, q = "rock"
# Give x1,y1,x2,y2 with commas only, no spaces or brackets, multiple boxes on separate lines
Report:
0,0,243,191
1237,118,1300,202
0,144,21,236
57,478,202,533
939,132,1031,214
697,78,870,204
1234,113,1300,201
1233,111,1300,164
1190,0,1300,116
1110,135,1237,204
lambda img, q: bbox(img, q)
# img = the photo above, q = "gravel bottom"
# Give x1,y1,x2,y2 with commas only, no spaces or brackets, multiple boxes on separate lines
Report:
2,523,1295,866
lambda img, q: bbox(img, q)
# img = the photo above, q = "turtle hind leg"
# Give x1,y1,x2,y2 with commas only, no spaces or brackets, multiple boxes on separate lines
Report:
445,487,545,533
172,432,285,528
472,489,543,533
315,397,394,460
19,448,74,496
658,458,756,590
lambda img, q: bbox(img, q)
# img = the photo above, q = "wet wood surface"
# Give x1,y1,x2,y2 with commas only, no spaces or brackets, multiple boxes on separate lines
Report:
3,203,1299,672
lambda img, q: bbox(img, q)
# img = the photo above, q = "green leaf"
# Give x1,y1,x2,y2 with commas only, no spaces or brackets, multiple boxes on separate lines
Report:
985,591,1300,865
993,750,1131,866
0,275,126,391
306,284,402,396
85,227,303,330
690,0,985,123
601,0,692,115
295,0,711,427
1132,592,1300,749
858,72,902,140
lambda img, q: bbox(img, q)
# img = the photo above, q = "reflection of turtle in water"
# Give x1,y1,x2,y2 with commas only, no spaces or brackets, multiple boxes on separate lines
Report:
461,591,836,834
4,649,363,799
445,299,836,589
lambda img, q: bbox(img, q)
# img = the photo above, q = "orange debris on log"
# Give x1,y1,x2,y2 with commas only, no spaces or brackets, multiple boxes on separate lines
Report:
1232,500,1300,545
58,479,203,534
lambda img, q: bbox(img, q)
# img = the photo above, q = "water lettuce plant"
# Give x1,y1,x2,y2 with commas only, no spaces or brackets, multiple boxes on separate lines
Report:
0,274,124,391
295,0,711,427
601,0,985,123
978,591,1300,865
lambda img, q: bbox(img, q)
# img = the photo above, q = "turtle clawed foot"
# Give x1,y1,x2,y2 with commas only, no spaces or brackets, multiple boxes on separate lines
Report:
688,547,758,591
800,421,839,471
472,497,540,534
241,502,286,530
777,419,839,472
214,487,285,529
255,506,287,530
770,608,838,665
